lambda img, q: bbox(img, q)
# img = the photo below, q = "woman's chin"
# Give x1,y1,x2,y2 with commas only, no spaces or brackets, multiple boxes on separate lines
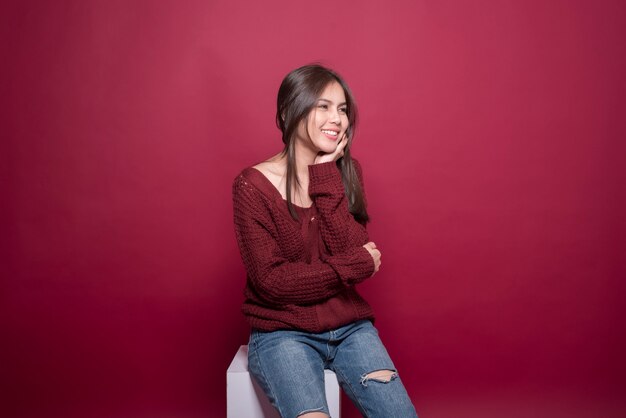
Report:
318,144,339,155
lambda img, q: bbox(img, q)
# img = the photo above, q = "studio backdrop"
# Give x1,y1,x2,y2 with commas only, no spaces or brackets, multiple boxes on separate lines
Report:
2,1,625,417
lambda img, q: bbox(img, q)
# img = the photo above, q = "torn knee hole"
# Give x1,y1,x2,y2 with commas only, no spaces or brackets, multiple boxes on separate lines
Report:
360,369,398,387
296,407,328,417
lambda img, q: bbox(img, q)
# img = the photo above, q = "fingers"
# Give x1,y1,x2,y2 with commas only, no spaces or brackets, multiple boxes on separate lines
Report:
338,133,349,155
314,132,349,164
363,242,381,276
332,132,348,158
333,137,347,159
371,249,381,275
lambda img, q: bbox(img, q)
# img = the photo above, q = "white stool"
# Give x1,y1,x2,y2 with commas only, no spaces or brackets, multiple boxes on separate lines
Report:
227,345,341,417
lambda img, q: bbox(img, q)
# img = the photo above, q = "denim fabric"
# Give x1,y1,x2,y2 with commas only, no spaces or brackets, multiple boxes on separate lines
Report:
248,320,418,418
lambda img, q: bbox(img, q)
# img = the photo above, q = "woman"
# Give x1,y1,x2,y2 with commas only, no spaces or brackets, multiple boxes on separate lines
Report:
232,64,418,418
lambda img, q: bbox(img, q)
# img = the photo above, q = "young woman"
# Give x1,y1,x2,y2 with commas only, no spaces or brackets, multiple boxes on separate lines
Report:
232,64,418,418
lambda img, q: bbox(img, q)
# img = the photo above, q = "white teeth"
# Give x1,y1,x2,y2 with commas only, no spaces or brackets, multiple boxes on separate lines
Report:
321,130,338,136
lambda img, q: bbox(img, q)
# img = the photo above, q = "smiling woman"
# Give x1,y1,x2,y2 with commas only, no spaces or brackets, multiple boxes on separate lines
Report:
303,84,349,153
269,65,366,219
231,64,419,418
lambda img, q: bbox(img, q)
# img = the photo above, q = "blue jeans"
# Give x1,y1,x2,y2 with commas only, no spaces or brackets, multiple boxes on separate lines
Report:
248,320,418,418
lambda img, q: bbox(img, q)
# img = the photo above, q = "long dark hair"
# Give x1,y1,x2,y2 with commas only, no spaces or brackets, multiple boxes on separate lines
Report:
276,64,369,224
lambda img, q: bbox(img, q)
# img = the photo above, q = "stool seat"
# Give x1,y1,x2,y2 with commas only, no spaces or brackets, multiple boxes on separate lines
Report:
227,345,341,417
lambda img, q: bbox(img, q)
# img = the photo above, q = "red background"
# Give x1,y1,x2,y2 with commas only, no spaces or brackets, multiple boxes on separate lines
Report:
2,1,625,417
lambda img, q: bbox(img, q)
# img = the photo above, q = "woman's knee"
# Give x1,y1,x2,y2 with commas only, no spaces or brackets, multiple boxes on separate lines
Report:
360,369,399,385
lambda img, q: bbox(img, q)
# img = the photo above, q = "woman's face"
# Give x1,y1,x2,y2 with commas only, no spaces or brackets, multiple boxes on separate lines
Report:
297,81,349,155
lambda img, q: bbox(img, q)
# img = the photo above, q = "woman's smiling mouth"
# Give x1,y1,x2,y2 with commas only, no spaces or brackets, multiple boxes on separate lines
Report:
321,129,339,140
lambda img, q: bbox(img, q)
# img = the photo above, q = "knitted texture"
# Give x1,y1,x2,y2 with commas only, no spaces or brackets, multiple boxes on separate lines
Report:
232,160,376,332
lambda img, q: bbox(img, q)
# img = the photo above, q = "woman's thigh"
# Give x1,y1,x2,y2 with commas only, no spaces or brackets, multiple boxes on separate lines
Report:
248,329,330,418
331,321,418,417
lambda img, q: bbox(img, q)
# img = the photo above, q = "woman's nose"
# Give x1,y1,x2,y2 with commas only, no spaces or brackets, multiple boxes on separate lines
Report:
329,108,341,124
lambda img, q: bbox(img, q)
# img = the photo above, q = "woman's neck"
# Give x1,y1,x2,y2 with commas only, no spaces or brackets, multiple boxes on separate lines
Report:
270,142,316,179
293,143,317,179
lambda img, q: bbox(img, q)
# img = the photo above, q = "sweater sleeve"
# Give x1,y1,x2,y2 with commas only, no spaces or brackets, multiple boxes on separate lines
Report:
233,173,374,305
308,159,370,255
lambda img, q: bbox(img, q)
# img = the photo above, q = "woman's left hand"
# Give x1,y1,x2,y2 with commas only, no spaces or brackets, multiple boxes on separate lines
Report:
314,133,348,164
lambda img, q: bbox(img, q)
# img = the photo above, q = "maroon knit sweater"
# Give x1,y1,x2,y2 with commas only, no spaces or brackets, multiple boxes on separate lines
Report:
232,160,376,332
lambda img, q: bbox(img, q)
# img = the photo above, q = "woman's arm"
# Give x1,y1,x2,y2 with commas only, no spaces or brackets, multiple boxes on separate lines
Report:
233,174,374,306
308,159,370,255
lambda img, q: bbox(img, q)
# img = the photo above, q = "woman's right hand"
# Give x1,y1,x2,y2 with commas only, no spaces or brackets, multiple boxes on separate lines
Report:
314,133,349,164
363,241,381,276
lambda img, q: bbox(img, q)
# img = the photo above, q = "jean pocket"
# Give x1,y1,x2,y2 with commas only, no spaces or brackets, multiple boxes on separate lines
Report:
248,328,268,351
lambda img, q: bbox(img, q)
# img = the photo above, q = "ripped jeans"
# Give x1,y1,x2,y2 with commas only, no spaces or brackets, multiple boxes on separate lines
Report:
247,320,418,418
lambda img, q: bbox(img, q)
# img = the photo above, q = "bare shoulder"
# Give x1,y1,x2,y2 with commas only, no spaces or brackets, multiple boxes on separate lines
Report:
252,160,278,176
252,156,286,191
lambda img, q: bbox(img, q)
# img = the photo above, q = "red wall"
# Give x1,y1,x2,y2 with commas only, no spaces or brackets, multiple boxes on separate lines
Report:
2,1,625,417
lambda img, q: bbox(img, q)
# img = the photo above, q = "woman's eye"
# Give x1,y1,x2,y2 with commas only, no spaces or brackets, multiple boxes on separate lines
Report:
318,104,328,109
339,107,347,114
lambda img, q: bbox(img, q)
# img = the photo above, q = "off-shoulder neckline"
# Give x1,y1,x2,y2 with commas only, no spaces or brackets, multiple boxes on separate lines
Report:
244,167,314,210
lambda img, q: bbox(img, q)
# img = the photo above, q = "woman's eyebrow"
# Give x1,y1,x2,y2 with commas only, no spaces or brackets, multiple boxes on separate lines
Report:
317,98,347,106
